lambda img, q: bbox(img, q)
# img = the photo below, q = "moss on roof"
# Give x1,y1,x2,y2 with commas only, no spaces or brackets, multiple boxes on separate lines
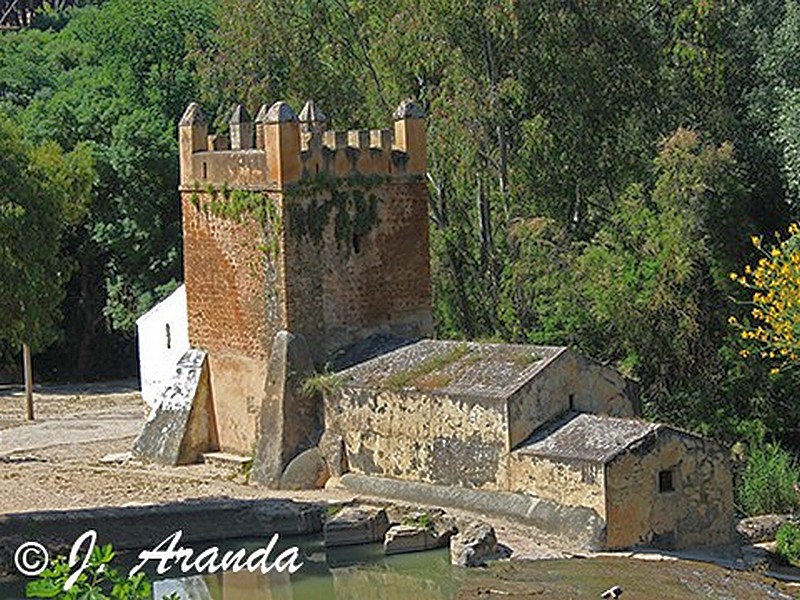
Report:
338,339,567,400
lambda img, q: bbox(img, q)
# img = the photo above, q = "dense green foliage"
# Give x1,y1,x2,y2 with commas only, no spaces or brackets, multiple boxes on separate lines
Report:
0,0,214,376
738,437,800,516
775,523,800,565
776,522,800,565
3,0,800,454
0,116,92,353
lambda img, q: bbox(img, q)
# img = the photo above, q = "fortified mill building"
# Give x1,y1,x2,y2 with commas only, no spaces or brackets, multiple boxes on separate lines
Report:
134,98,735,552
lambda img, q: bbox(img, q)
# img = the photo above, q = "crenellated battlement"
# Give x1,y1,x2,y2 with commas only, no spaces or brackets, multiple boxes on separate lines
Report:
178,98,426,191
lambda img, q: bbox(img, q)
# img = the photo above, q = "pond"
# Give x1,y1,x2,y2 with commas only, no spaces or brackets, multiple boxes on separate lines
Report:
1,534,796,599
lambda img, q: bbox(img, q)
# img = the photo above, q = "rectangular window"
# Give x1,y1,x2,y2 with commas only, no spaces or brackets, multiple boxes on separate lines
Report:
658,469,675,493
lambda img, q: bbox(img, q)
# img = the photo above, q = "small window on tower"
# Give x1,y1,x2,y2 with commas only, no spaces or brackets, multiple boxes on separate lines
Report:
352,233,361,254
658,469,675,493
165,323,172,350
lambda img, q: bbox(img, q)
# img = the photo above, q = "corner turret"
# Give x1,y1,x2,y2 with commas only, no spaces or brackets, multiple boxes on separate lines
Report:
393,98,426,175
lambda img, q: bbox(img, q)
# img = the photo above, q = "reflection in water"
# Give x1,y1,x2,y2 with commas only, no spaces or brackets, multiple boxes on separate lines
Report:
153,537,464,600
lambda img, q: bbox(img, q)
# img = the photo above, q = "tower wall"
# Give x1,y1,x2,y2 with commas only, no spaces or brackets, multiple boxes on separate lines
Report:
178,99,432,454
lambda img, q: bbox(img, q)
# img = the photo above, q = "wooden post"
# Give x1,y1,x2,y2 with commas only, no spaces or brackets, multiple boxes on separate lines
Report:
22,343,33,420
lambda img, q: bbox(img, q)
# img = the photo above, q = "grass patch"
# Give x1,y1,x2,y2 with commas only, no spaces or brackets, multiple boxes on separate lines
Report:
401,512,433,528
383,343,471,391
324,504,344,520
737,438,800,516
777,523,800,565
301,372,345,396
509,350,542,367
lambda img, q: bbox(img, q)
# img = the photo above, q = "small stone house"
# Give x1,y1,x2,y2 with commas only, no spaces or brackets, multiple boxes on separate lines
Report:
509,412,734,549
324,339,734,549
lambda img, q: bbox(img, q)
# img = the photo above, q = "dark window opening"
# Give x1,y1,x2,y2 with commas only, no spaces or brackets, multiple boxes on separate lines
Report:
165,323,172,350
352,233,361,254
202,162,208,179
315,164,320,174
569,394,575,411
658,469,675,493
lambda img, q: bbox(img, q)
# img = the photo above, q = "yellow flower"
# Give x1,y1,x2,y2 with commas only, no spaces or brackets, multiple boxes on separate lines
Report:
751,235,761,247
770,367,780,376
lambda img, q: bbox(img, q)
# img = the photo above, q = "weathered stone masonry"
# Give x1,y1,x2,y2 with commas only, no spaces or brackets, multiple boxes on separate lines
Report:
178,99,433,454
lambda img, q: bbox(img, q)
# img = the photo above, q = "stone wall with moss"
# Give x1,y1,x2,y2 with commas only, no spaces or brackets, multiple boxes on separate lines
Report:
283,177,433,363
181,189,283,453
505,454,606,517
507,350,636,451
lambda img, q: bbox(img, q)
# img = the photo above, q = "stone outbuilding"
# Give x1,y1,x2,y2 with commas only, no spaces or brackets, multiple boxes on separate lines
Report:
323,338,734,549
324,340,638,490
510,412,734,549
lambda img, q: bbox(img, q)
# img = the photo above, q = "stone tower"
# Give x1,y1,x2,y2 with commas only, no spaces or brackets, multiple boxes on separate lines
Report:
178,99,433,454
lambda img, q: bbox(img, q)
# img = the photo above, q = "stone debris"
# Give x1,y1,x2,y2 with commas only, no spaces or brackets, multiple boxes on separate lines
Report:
132,348,217,466
450,520,498,567
280,447,330,490
324,506,389,547
738,544,772,572
99,452,132,464
736,514,800,544
384,523,452,555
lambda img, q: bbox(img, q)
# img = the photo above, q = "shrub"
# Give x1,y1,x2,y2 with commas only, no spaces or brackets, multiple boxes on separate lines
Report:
738,439,800,516
776,523,800,565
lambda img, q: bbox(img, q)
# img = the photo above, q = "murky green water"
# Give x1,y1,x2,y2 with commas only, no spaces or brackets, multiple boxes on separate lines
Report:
2,535,796,599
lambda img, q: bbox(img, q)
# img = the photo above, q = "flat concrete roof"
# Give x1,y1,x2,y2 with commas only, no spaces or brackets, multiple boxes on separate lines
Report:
516,412,661,463
338,339,567,401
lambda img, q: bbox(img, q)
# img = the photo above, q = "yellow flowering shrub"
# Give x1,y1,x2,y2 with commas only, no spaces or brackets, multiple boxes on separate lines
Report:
730,223,800,372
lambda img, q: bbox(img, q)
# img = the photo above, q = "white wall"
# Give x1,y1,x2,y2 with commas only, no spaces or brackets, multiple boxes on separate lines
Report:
136,285,190,408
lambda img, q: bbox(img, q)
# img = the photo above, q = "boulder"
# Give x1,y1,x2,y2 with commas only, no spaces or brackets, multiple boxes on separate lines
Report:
280,447,330,490
324,506,389,547
450,521,498,567
384,524,452,555
736,514,800,544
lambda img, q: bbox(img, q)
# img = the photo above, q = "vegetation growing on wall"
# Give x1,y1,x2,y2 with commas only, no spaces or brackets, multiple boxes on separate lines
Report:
285,173,384,252
192,184,282,259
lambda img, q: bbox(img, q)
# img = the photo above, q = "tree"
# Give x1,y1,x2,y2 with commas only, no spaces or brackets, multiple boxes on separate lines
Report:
731,223,800,370
0,0,215,376
0,114,93,353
